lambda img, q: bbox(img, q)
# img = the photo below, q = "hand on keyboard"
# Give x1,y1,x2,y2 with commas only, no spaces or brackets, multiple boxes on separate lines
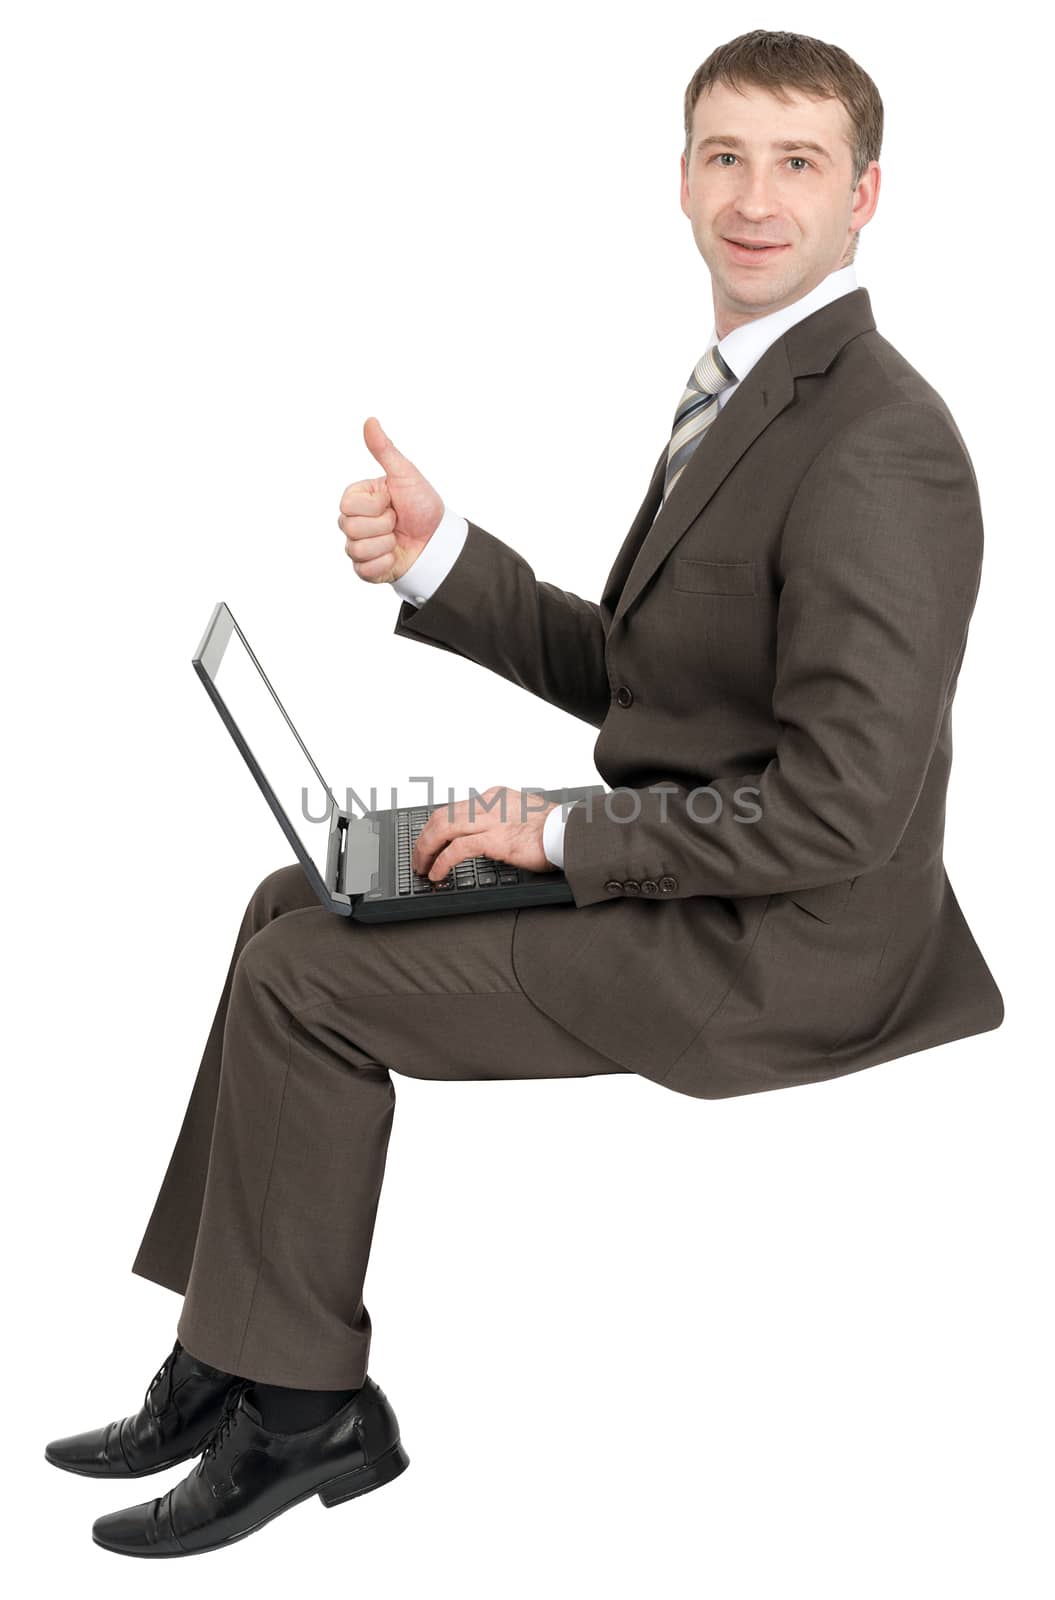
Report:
410,786,560,886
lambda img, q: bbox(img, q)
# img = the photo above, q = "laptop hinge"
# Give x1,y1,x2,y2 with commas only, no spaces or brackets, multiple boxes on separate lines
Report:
339,814,381,896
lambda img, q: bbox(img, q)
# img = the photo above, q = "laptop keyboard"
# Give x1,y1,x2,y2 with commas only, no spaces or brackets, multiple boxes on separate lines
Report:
396,805,524,896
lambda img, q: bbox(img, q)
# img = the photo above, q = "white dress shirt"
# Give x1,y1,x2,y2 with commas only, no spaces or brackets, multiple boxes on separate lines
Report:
392,262,860,867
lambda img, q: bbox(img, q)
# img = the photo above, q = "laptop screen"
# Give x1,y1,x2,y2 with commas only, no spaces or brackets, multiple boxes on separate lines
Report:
193,603,335,884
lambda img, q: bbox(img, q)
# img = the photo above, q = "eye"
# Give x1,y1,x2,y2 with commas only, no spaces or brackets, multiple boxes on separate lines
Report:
708,153,812,172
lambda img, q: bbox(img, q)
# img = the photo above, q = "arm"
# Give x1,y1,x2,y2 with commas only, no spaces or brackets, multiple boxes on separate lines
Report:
392,511,576,869
341,418,609,725
560,402,984,907
392,521,611,728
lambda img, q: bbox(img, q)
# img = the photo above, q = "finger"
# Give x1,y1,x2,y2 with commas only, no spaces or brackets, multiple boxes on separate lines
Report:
363,416,417,483
412,802,477,874
338,507,397,540
417,818,508,878
342,529,395,561
339,478,391,517
347,545,396,581
412,787,513,873
426,832,501,883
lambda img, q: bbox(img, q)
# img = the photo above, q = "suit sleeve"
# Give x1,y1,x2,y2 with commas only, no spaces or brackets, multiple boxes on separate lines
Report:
561,402,985,907
392,520,611,728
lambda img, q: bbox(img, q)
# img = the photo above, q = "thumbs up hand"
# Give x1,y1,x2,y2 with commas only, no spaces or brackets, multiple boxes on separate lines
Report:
338,416,445,584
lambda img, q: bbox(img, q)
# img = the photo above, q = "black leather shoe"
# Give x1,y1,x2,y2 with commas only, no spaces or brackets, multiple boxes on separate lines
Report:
92,1376,409,1557
45,1339,243,1479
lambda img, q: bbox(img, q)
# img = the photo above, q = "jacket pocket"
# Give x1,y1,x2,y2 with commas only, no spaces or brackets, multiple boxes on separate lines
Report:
786,878,855,924
674,557,757,596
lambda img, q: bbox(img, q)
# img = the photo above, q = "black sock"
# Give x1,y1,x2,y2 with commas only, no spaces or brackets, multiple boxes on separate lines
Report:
248,1381,361,1433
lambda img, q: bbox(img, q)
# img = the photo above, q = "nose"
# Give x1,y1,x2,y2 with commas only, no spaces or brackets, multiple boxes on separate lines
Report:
731,167,781,220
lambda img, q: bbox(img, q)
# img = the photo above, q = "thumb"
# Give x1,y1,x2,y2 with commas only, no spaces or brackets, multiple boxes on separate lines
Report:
363,415,415,481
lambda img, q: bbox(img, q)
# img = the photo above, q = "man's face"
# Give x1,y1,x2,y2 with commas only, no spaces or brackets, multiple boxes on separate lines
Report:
680,81,880,335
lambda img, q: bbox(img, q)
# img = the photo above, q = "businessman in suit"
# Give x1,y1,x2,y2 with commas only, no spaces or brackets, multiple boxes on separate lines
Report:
46,30,1003,1558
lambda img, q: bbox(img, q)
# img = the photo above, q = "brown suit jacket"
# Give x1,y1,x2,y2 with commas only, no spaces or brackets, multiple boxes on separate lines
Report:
392,287,1005,1099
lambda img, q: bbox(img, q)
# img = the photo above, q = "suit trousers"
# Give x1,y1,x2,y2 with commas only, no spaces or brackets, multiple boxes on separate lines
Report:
130,863,631,1389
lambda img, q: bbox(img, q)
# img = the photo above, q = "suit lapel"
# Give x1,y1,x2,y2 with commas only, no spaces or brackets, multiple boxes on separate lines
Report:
599,442,668,622
606,287,877,631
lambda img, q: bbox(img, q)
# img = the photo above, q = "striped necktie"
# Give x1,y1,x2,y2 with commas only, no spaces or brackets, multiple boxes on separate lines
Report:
662,344,738,504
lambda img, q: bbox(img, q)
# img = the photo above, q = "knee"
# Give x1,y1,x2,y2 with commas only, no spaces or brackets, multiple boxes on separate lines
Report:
246,862,314,924
234,914,298,995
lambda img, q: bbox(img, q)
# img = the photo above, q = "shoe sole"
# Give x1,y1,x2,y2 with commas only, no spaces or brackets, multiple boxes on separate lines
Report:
91,1438,411,1557
46,1448,197,1480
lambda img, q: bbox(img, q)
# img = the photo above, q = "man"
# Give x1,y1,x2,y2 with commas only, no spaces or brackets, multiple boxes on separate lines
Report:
45,29,1003,1557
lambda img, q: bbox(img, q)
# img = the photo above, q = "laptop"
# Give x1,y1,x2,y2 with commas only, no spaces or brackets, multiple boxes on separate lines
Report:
192,601,604,922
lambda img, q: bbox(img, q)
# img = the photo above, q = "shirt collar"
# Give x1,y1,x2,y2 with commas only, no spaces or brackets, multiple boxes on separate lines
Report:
710,263,859,384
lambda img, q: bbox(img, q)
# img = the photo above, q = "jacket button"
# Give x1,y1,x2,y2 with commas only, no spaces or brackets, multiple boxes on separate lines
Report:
604,880,622,894
641,879,658,894
614,685,634,707
623,879,641,895
658,875,678,894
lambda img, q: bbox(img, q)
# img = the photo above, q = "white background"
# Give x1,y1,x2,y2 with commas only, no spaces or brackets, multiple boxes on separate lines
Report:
3,1,1051,1593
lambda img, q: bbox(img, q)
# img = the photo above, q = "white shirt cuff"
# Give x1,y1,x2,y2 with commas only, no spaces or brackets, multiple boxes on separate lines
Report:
542,802,571,869
392,505,469,606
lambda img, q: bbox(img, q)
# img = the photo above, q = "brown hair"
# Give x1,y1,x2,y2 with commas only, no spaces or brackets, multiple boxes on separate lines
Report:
683,30,883,258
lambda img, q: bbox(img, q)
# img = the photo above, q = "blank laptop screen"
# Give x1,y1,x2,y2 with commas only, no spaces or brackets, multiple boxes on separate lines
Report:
194,604,334,882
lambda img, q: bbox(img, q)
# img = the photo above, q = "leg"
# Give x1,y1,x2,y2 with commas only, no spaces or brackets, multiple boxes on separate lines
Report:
162,876,628,1389
131,864,320,1294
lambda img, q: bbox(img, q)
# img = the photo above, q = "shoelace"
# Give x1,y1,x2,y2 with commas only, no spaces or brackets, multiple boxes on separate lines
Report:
143,1340,182,1421
195,1383,250,1477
